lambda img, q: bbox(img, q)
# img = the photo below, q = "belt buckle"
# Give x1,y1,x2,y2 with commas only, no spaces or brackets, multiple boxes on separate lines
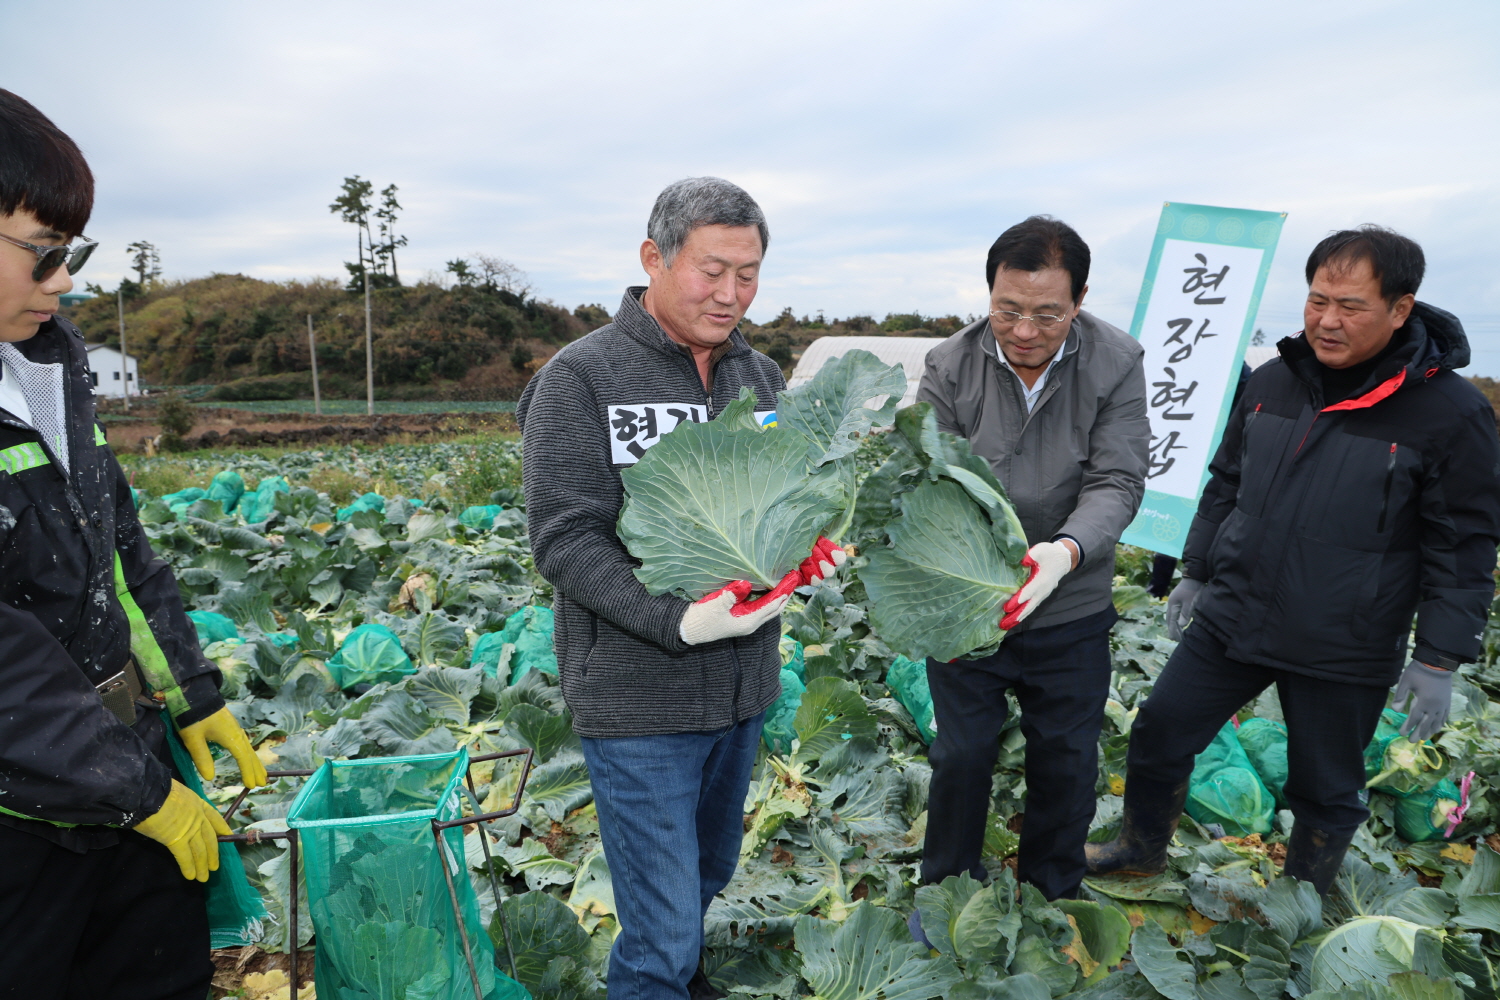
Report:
96,671,136,725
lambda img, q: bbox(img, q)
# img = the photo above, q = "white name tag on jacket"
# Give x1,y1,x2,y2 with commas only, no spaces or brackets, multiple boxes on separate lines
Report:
608,403,707,464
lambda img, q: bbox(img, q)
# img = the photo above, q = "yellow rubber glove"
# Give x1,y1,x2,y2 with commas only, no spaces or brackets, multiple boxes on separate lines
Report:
178,706,269,788
133,780,232,881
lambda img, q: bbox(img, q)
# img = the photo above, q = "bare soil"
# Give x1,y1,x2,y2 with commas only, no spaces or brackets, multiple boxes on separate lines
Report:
101,407,517,453
210,946,315,997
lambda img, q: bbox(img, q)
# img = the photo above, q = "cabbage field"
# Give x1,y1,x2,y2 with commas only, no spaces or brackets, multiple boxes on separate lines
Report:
120,435,1500,1000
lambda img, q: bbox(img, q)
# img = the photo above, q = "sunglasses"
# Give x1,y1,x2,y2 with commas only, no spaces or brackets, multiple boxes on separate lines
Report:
0,231,99,282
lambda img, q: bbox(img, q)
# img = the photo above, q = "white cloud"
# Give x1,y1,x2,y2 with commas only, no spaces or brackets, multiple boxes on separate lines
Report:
5,0,1498,370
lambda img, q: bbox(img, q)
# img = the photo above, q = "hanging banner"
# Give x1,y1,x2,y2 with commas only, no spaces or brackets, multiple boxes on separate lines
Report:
1121,202,1285,558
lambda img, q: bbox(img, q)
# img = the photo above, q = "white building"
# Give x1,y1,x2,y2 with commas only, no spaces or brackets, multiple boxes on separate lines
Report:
84,344,140,398
786,336,942,409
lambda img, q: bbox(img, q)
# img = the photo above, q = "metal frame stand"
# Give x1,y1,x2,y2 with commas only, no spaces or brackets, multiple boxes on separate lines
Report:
433,747,534,1000
217,747,534,1000
219,768,313,999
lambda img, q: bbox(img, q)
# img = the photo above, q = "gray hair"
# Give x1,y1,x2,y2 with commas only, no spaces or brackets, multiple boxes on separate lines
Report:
647,177,769,268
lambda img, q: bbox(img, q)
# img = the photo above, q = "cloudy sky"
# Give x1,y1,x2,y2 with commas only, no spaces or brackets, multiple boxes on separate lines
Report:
6,1,1499,372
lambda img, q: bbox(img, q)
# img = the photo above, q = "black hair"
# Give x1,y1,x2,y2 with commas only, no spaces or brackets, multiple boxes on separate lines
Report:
0,89,94,237
1304,225,1424,306
985,215,1090,303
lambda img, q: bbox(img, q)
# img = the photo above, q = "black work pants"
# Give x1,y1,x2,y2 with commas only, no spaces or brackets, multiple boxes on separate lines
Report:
1129,623,1389,836
922,607,1117,900
0,824,212,999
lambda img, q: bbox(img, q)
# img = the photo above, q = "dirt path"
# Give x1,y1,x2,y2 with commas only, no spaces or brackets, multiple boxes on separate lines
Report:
101,407,517,452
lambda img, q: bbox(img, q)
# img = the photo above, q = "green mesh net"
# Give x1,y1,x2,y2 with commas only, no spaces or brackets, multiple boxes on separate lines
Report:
1235,718,1289,810
164,726,269,948
287,749,530,1000
1187,721,1275,837
885,654,936,745
326,623,417,690
762,667,806,755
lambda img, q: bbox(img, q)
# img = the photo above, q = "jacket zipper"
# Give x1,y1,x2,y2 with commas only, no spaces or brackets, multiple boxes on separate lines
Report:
1377,443,1397,532
1292,413,1320,457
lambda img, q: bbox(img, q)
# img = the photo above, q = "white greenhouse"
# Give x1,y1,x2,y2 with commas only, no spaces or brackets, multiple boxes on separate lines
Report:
785,336,944,408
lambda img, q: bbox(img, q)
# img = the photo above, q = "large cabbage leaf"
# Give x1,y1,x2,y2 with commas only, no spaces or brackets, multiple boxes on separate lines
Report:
794,904,960,1000
1310,915,1447,992
618,351,906,599
858,405,1029,662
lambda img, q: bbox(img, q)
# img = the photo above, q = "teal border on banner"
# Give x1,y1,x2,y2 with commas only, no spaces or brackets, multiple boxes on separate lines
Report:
1121,202,1285,557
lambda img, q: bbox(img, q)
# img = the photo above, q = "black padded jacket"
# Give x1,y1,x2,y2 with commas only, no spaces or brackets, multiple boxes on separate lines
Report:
0,317,223,849
1182,303,1500,685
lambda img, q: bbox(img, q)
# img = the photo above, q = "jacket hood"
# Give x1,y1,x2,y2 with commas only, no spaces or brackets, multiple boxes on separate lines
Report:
1408,301,1470,372
1276,300,1470,408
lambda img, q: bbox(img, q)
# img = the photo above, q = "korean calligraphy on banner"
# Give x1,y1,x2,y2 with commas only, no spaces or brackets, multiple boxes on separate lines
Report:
1120,203,1285,557
609,403,707,464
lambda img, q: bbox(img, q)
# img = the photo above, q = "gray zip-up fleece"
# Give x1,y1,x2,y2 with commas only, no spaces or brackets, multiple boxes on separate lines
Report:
518,288,788,738
917,312,1150,630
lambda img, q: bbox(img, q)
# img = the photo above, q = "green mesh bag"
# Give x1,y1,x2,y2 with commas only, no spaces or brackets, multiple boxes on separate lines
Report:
1363,708,1410,780
762,667,806,754
205,470,246,512
779,635,806,683
885,655,936,744
1235,718,1289,810
459,505,507,531
161,487,207,513
1187,721,1275,837
498,607,557,684
163,727,269,948
287,749,529,1000
187,610,240,649
339,492,388,522
1366,735,1448,797
236,475,290,522
1390,778,1464,843
327,623,417,690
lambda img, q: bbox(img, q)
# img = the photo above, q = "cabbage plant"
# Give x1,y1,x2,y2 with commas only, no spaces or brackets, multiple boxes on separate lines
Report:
617,350,907,599
854,404,1029,663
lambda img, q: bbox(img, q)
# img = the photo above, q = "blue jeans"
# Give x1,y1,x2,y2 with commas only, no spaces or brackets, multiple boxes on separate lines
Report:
580,711,764,1000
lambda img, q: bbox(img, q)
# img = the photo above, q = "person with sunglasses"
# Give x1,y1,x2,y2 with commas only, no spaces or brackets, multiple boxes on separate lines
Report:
907,216,1149,924
0,89,267,997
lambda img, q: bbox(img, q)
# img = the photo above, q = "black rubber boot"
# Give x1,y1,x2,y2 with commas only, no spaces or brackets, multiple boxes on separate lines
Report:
1084,773,1189,876
688,964,728,1000
1282,822,1354,896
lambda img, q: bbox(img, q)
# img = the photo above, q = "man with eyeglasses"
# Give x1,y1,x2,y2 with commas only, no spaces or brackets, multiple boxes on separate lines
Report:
0,89,267,996
909,215,1148,919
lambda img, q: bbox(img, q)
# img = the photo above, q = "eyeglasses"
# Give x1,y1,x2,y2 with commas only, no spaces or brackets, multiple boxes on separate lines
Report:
989,308,1070,331
0,232,99,282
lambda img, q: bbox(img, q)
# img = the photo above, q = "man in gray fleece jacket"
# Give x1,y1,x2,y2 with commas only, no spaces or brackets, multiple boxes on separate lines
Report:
913,216,1149,909
518,178,841,1000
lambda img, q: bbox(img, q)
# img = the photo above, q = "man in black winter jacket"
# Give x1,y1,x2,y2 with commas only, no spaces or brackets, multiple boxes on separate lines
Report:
1089,225,1500,894
0,90,267,997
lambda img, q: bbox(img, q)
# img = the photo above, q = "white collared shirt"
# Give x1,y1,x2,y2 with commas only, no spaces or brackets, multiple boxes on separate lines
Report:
986,334,1068,412
0,356,32,426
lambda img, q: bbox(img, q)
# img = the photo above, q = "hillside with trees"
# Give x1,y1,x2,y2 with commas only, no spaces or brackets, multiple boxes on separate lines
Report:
63,265,970,402
65,271,609,400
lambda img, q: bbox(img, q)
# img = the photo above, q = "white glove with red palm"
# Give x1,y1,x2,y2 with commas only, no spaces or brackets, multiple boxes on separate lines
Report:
999,540,1076,629
680,572,800,645
798,536,847,586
